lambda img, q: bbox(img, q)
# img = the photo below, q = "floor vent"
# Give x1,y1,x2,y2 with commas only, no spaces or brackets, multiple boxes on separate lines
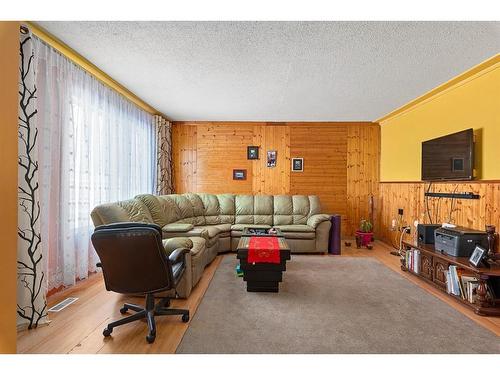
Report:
48,297,79,313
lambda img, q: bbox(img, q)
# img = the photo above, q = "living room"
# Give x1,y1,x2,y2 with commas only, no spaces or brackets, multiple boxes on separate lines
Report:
1,1,499,372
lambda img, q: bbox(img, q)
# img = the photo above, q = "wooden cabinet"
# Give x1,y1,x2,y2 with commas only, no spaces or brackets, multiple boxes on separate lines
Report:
420,253,433,281
402,241,500,316
433,257,449,289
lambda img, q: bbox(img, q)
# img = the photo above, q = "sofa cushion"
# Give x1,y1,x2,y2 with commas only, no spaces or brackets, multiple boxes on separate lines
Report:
162,226,209,241
307,214,331,228
189,237,206,257
90,199,154,226
162,223,194,232
254,195,273,225
217,194,235,224
281,232,316,240
135,194,167,226
156,195,182,224
195,224,232,238
213,223,232,238
199,194,220,224
273,195,293,225
273,224,315,232
308,195,322,216
292,195,310,224
162,237,193,255
170,195,195,222
185,193,206,226
235,195,254,224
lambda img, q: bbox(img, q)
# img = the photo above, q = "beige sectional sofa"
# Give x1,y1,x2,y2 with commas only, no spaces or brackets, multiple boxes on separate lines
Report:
91,193,332,298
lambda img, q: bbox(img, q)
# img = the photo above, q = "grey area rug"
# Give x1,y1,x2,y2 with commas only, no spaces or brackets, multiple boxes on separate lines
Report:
177,255,500,353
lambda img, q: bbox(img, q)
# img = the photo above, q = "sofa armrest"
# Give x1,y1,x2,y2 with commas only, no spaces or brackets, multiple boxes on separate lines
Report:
162,237,193,255
162,223,194,232
162,227,209,241
169,247,190,265
307,214,331,228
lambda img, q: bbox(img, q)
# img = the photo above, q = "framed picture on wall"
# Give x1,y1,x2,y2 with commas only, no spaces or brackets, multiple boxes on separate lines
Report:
267,150,277,168
292,158,303,172
247,146,259,160
233,169,247,180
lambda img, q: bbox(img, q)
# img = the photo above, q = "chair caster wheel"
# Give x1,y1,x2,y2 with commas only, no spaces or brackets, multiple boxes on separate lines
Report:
119,307,128,314
146,334,156,344
103,327,113,337
182,313,190,323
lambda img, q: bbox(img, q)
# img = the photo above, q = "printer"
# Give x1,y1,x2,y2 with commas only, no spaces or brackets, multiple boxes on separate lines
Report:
434,226,488,257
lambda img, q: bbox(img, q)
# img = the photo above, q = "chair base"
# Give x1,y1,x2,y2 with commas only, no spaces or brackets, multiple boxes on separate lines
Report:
103,293,189,344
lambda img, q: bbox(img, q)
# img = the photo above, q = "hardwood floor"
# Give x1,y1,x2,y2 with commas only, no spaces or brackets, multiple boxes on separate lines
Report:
17,256,222,354
17,241,500,353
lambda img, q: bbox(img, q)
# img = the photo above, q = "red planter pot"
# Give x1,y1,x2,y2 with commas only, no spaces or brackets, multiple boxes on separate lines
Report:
355,231,374,247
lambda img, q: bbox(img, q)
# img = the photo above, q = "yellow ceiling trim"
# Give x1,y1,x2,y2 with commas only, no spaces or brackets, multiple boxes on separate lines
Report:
376,53,500,124
26,21,166,118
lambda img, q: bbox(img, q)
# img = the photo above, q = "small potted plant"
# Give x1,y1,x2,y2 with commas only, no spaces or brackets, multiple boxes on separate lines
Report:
355,219,374,249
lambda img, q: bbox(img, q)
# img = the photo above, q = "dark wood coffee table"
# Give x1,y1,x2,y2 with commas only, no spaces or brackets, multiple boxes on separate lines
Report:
236,235,291,293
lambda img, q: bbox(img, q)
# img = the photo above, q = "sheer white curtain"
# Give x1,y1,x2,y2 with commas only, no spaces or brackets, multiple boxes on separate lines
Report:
34,37,156,290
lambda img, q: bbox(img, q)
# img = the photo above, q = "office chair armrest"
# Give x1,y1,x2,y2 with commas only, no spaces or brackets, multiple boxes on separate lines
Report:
169,248,190,265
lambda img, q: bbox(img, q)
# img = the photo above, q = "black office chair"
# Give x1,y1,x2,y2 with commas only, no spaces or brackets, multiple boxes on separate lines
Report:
91,222,190,344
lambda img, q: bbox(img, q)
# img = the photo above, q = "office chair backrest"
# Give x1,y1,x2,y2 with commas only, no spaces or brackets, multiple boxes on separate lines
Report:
91,222,174,294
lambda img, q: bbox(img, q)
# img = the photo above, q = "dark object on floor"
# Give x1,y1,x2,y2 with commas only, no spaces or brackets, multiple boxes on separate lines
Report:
236,236,291,292
91,222,190,344
328,214,342,254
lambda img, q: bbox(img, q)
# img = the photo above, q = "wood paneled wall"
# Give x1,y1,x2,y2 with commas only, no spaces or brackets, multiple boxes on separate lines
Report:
377,182,500,251
172,122,380,236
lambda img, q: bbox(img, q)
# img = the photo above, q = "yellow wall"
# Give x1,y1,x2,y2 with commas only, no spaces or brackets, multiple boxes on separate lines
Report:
0,21,20,353
380,55,500,181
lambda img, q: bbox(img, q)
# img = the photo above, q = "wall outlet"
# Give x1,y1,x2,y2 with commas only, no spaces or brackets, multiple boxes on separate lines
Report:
398,208,404,216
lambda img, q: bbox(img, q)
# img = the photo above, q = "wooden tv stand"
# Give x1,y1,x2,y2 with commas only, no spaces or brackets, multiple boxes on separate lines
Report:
402,241,500,316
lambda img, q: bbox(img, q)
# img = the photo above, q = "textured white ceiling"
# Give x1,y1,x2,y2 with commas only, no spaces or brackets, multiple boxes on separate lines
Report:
37,21,500,121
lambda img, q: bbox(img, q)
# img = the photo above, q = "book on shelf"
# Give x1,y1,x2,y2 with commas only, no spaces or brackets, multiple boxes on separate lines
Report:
404,248,420,274
444,269,499,304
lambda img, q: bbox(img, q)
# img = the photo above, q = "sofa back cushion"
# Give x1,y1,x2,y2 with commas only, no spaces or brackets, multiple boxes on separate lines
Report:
91,198,154,227
199,193,220,224
273,195,293,225
217,194,235,224
235,195,254,224
254,195,273,225
185,193,206,225
94,193,322,229
135,194,167,227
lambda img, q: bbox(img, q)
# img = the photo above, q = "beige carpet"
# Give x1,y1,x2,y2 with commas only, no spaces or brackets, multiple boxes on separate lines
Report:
177,255,500,353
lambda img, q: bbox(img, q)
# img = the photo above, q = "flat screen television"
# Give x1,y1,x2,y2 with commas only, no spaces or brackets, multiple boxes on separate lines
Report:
421,128,474,181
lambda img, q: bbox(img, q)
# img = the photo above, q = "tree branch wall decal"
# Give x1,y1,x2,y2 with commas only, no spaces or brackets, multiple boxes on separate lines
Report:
17,30,47,329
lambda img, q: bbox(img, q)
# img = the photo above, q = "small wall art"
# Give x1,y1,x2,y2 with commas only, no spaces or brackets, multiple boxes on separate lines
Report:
267,150,277,168
247,146,259,160
233,169,247,180
292,157,304,172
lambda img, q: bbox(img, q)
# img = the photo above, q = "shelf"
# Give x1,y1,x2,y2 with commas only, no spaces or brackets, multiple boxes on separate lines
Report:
424,192,480,199
401,243,500,316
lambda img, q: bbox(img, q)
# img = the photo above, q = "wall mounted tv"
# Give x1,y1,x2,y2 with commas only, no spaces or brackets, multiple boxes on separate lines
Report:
421,128,474,181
